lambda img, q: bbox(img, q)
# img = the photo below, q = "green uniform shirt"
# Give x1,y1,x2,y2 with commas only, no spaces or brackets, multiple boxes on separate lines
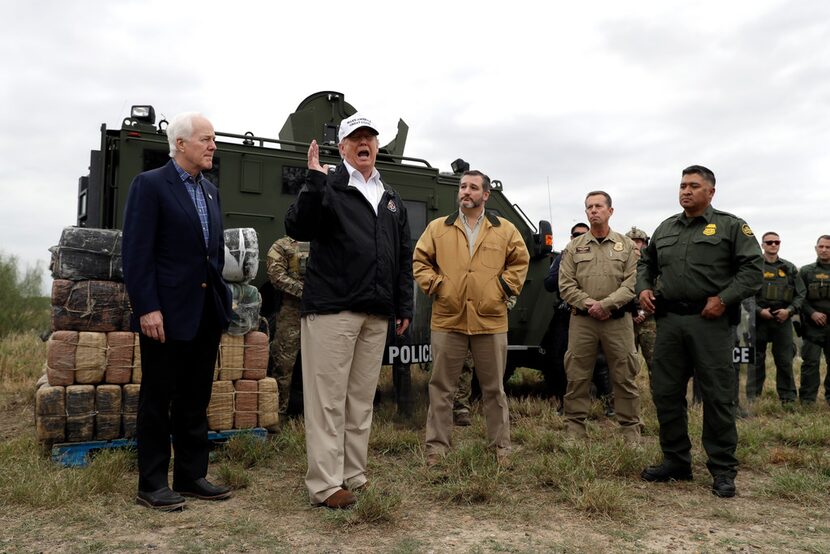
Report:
799,260,830,317
636,205,762,305
559,229,638,312
756,257,805,316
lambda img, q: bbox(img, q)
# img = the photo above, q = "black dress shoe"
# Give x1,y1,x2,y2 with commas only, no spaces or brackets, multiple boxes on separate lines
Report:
136,487,186,511
712,474,736,498
641,462,693,482
174,478,232,500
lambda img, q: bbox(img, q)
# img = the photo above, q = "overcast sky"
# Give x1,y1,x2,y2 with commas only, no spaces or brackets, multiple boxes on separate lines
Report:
2,0,829,290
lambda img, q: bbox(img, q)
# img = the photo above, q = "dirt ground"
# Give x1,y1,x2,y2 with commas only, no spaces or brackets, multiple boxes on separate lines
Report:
2,387,829,554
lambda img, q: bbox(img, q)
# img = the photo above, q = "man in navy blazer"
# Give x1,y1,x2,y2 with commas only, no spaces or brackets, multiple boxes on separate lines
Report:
122,112,232,511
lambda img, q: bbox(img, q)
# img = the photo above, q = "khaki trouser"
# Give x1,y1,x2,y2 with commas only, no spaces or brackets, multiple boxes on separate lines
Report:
564,313,640,437
301,312,388,504
426,331,510,455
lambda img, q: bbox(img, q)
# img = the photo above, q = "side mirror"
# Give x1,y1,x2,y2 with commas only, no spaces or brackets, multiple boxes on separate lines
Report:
533,220,553,259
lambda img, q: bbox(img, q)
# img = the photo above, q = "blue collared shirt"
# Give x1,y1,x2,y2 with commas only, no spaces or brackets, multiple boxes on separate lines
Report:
172,159,210,248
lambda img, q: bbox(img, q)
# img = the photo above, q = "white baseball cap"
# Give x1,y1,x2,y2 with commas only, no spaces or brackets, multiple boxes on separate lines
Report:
337,113,379,142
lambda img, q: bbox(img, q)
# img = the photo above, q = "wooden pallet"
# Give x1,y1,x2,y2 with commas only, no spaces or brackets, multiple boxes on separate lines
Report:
50,428,268,468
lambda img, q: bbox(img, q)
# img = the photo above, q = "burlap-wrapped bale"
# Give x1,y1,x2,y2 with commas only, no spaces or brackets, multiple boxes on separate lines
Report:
234,380,258,429
122,384,140,413
122,383,141,438
227,283,261,336
66,384,95,415
95,384,122,440
66,384,95,442
66,415,95,442
219,334,244,381
36,385,66,442
258,378,279,431
51,279,131,332
105,332,134,384
207,381,234,431
222,228,259,283
75,332,106,384
95,385,122,414
46,331,77,386
122,414,137,438
131,334,142,383
242,331,268,380
50,227,123,281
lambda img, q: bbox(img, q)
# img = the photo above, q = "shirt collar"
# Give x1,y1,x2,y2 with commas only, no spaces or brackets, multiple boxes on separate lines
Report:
679,204,715,225
461,211,485,228
172,158,202,185
343,159,380,184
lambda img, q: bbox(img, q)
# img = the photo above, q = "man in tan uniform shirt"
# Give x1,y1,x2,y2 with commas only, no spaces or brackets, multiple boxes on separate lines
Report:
558,191,641,439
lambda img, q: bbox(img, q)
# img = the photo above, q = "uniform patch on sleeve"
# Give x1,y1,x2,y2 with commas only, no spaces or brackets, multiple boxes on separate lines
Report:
741,224,754,237
576,246,591,253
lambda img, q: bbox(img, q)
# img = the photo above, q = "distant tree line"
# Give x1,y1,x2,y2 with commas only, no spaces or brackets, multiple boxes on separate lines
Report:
0,253,50,337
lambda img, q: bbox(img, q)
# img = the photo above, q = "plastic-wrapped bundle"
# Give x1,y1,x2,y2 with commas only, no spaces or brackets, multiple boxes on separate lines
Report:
51,279,131,332
207,381,234,431
227,283,261,336
242,331,268,380
47,331,77,386
50,227,123,281
258,378,279,431
222,228,259,283
234,380,258,429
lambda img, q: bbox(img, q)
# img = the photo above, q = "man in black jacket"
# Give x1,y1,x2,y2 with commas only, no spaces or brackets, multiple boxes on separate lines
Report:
285,113,413,509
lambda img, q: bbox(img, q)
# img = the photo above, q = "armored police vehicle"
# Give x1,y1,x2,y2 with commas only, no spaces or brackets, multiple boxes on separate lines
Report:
75,91,555,384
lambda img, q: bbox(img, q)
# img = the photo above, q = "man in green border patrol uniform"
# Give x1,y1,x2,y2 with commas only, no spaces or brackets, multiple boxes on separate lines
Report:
747,232,805,404
637,165,762,499
266,235,310,417
797,235,830,405
626,226,656,378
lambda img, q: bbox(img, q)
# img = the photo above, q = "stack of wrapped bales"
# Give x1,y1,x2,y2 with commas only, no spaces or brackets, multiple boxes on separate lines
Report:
37,227,279,444
210,228,278,431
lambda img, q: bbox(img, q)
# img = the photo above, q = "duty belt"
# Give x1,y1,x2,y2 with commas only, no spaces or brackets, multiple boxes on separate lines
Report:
572,307,628,319
661,299,707,316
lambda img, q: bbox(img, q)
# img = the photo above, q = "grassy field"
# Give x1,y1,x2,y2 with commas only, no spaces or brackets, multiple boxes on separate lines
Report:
1,330,829,553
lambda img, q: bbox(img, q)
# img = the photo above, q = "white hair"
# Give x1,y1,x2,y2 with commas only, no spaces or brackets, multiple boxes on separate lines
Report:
167,112,203,158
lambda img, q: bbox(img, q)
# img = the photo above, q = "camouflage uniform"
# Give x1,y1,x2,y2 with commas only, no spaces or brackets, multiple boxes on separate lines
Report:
626,227,656,376
266,236,309,415
634,316,656,376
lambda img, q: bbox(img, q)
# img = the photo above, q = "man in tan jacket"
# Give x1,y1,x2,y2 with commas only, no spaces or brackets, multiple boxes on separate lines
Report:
413,170,529,466
559,191,641,440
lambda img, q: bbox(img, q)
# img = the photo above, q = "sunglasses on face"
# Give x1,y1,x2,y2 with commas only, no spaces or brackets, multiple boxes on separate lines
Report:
571,231,586,238
764,240,781,245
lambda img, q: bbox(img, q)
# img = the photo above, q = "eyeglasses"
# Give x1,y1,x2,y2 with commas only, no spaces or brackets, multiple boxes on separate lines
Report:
571,231,586,238
764,240,781,245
